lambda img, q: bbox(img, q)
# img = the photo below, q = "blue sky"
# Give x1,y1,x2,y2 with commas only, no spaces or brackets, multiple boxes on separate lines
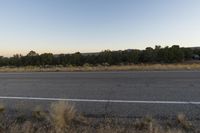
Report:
0,0,200,56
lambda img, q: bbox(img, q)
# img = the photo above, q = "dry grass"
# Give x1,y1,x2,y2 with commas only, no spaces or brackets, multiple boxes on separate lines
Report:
176,113,193,130
32,105,47,121
0,63,200,72
50,101,76,132
0,103,5,113
0,102,198,133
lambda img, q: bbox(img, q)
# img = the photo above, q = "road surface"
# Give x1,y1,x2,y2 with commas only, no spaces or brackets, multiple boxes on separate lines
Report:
0,71,200,119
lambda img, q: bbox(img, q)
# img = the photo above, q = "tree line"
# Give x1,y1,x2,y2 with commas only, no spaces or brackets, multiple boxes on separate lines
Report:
0,45,199,67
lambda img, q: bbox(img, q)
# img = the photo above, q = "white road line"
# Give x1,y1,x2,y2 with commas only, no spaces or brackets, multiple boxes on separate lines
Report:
0,96,200,105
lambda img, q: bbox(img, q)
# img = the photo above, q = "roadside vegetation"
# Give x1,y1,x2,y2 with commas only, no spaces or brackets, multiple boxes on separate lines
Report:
0,45,200,72
0,45,200,68
0,102,199,133
0,63,200,72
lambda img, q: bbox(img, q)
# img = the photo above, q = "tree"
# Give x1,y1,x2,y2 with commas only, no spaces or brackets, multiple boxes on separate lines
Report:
98,50,113,65
182,48,193,60
139,47,156,63
40,53,54,66
22,51,40,66
168,45,184,63
70,52,84,66
122,50,140,64
9,54,22,66
0,56,9,66
27,51,38,57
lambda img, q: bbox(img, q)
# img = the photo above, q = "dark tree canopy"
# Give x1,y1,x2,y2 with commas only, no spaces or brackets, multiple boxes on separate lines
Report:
0,45,198,67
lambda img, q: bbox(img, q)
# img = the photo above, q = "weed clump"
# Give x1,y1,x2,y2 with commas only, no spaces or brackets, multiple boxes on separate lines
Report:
50,101,76,132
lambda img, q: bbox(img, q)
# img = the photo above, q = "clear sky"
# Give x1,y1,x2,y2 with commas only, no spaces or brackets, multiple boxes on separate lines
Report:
1,0,200,56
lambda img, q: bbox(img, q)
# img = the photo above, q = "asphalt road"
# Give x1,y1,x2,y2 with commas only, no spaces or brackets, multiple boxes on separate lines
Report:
0,71,200,119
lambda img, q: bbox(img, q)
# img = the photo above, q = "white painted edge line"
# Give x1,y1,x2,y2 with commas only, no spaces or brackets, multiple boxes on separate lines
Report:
0,96,200,105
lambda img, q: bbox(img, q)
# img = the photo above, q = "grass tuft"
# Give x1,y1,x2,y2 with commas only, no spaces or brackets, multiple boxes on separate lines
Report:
0,104,5,113
134,116,155,130
50,101,76,132
176,113,193,130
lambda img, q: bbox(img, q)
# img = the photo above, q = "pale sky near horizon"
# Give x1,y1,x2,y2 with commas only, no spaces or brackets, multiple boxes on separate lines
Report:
1,0,200,56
